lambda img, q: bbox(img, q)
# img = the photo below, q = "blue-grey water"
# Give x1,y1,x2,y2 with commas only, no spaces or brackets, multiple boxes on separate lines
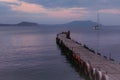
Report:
0,26,119,80
0,26,82,80
71,26,120,63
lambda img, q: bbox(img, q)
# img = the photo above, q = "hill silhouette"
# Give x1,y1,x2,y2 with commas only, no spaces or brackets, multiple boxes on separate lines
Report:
0,20,99,27
63,20,98,27
16,21,39,26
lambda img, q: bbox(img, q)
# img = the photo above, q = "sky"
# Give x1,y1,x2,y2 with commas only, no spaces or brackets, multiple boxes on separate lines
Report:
0,0,120,25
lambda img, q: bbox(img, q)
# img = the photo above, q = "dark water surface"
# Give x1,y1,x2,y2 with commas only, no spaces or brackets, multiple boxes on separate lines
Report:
0,26,119,80
0,26,83,80
71,26,120,63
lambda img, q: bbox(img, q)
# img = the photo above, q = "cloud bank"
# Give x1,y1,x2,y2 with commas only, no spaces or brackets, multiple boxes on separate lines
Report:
0,0,120,25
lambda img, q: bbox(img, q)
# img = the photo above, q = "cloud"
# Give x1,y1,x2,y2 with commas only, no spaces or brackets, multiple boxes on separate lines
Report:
99,9,120,14
10,1,47,13
1,0,120,25
21,0,83,8
21,0,120,11
47,8,89,18
0,0,91,24
20,0,101,10
0,0,89,19
0,0,19,4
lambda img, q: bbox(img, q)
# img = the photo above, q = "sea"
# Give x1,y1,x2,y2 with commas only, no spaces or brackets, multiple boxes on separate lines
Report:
0,26,119,80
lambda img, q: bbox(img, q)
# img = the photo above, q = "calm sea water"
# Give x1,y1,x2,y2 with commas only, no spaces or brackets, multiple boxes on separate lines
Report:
71,26,120,63
0,26,119,80
0,26,83,80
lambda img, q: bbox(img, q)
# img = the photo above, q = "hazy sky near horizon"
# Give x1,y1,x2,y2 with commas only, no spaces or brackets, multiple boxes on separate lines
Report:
0,0,120,25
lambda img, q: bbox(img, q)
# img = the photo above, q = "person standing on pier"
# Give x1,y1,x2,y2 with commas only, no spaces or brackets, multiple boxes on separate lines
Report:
66,30,71,39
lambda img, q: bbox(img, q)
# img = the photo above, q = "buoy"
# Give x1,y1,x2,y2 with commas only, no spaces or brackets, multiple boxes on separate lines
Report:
88,65,93,79
73,54,77,61
101,73,109,80
95,70,102,80
82,61,86,72
84,62,90,75
72,54,79,64
77,58,82,67
79,60,84,68
76,55,80,62
90,68,96,80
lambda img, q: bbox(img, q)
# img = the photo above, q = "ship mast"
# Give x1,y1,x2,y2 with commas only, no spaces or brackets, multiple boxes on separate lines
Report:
96,11,100,53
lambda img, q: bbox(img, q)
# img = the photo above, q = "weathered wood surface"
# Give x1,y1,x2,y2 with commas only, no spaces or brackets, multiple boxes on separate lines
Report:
57,33,120,80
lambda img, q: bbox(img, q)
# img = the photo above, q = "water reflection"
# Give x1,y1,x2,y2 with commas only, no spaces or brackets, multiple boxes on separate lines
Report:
71,27,120,63
0,27,82,80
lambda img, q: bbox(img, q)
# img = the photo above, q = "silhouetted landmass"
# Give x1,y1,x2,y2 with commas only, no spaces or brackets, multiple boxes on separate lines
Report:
0,24,14,26
64,20,98,27
0,20,99,27
16,21,39,26
0,21,39,26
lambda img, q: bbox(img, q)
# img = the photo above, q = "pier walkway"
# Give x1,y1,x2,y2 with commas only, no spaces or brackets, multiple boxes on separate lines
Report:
56,31,120,80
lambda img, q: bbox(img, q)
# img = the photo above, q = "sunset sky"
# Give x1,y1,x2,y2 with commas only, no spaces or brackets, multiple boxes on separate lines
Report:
0,0,120,25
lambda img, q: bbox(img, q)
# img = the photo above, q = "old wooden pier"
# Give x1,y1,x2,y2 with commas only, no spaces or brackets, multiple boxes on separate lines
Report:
56,31,120,80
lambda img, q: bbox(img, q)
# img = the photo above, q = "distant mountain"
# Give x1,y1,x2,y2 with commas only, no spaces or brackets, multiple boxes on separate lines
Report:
64,20,98,27
0,24,14,26
0,21,39,26
0,20,99,27
16,21,39,26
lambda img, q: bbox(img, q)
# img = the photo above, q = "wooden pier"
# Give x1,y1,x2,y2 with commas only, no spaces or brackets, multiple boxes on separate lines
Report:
56,31,120,80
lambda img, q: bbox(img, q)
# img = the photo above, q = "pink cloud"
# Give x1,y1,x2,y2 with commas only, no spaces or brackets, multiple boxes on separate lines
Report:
10,1,47,13
99,9,120,14
10,1,88,18
47,8,88,18
0,0,19,3
0,0,89,19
